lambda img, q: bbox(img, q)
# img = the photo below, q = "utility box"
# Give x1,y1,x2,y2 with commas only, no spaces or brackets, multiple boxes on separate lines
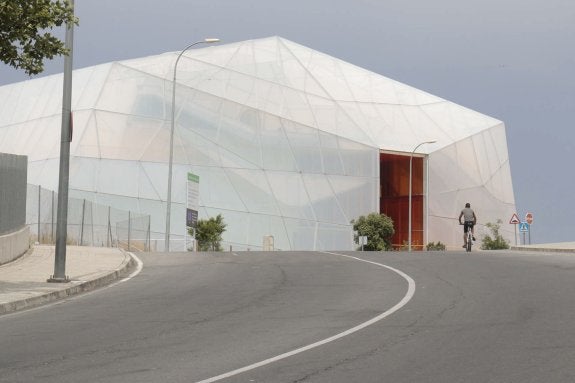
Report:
263,235,274,251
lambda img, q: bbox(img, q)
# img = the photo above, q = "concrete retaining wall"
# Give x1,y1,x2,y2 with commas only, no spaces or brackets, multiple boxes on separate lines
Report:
0,153,27,235
0,226,30,265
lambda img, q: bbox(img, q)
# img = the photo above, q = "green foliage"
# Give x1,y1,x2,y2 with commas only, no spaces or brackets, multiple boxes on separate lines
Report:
190,214,227,251
481,219,510,250
0,0,78,75
426,241,446,251
351,213,394,251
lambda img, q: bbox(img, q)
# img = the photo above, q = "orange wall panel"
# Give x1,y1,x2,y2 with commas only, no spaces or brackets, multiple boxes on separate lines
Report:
380,153,424,250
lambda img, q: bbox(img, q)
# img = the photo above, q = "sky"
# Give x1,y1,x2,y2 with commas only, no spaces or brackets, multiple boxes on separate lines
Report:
1,0,574,244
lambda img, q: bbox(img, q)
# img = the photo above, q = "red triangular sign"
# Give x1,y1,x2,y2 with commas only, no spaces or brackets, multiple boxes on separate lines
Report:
509,213,520,224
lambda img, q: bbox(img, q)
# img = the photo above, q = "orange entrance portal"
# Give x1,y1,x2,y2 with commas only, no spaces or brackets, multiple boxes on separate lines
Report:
380,153,424,250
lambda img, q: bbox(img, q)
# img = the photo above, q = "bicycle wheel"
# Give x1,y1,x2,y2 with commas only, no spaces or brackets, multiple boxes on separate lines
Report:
466,237,472,252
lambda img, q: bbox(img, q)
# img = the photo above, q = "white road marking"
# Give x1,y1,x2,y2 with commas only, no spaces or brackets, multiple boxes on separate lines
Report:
194,251,416,383
119,252,144,282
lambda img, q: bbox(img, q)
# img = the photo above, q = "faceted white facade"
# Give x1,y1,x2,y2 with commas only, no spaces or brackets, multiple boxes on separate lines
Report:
0,36,515,250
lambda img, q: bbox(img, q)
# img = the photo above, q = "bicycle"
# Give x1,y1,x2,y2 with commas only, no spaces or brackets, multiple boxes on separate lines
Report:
460,222,474,252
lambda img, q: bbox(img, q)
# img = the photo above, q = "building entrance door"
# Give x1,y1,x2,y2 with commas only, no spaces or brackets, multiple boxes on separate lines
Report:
380,152,424,250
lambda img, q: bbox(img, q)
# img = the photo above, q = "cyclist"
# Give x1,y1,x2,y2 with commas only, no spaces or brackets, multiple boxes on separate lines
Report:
458,203,477,248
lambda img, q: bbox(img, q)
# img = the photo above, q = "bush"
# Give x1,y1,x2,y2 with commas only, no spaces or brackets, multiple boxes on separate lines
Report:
351,213,395,251
190,214,227,251
481,219,509,250
426,241,446,251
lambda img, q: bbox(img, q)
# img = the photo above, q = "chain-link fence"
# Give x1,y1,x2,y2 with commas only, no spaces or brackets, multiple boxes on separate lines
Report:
26,184,150,251
116,212,152,252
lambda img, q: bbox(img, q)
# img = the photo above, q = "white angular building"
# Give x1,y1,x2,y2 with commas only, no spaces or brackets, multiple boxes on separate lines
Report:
0,36,516,251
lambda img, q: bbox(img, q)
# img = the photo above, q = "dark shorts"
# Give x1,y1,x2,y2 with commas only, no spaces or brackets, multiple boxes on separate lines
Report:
463,221,474,233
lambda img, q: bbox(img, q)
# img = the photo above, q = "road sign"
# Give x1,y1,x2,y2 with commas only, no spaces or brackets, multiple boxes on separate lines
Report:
186,172,199,227
358,235,368,251
525,212,533,225
518,222,529,232
186,208,198,227
509,213,520,224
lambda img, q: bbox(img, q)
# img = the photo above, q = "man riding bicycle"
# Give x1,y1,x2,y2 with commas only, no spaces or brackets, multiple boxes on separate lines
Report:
459,203,477,248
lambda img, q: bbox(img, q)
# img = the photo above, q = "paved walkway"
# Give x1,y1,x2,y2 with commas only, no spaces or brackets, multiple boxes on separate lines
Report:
0,245,136,315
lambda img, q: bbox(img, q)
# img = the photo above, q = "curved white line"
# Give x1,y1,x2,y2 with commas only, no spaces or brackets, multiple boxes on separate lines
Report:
119,252,144,283
194,251,416,383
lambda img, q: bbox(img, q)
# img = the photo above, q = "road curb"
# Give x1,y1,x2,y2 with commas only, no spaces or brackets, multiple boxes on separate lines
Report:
511,246,575,254
0,250,138,316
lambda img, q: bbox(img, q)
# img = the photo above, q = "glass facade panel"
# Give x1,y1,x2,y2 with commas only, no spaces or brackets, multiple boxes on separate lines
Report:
318,131,344,175
283,217,316,250
225,168,281,215
327,175,378,224
266,172,315,220
193,167,247,211
260,115,298,171
317,222,354,250
245,213,291,251
214,103,262,168
302,175,348,225
284,121,323,173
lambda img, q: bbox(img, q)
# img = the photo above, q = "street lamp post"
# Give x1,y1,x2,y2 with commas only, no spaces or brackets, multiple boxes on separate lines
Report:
49,0,75,283
408,140,437,252
165,38,220,252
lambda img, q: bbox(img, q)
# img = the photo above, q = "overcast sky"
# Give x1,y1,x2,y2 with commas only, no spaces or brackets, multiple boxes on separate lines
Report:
1,0,573,244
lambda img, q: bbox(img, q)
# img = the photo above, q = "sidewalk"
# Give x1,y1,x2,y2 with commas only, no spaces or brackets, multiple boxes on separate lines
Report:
511,242,575,253
0,245,137,315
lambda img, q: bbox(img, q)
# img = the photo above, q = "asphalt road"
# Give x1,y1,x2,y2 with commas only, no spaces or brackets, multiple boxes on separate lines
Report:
1,250,574,383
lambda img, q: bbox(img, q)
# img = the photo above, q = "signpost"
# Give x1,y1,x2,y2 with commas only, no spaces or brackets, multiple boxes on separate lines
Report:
186,172,200,251
510,212,534,246
525,212,533,244
359,236,367,251
509,213,520,245
519,221,530,245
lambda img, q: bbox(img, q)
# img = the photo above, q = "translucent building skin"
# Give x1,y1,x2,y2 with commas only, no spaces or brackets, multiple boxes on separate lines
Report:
0,37,515,251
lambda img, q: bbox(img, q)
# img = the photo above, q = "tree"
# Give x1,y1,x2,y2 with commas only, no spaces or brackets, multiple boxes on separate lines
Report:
481,219,510,250
351,213,395,251
191,214,227,251
0,0,77,75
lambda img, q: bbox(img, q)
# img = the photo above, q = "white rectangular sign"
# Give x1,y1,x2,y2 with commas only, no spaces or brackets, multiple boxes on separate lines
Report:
186,172,199,227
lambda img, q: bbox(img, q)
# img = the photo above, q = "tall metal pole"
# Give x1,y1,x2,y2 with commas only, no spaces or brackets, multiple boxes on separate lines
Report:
408,140,437,252
37,184,41,242
49,0,74,282
425,155,430,247
51,189,55,242
164,38,220,252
